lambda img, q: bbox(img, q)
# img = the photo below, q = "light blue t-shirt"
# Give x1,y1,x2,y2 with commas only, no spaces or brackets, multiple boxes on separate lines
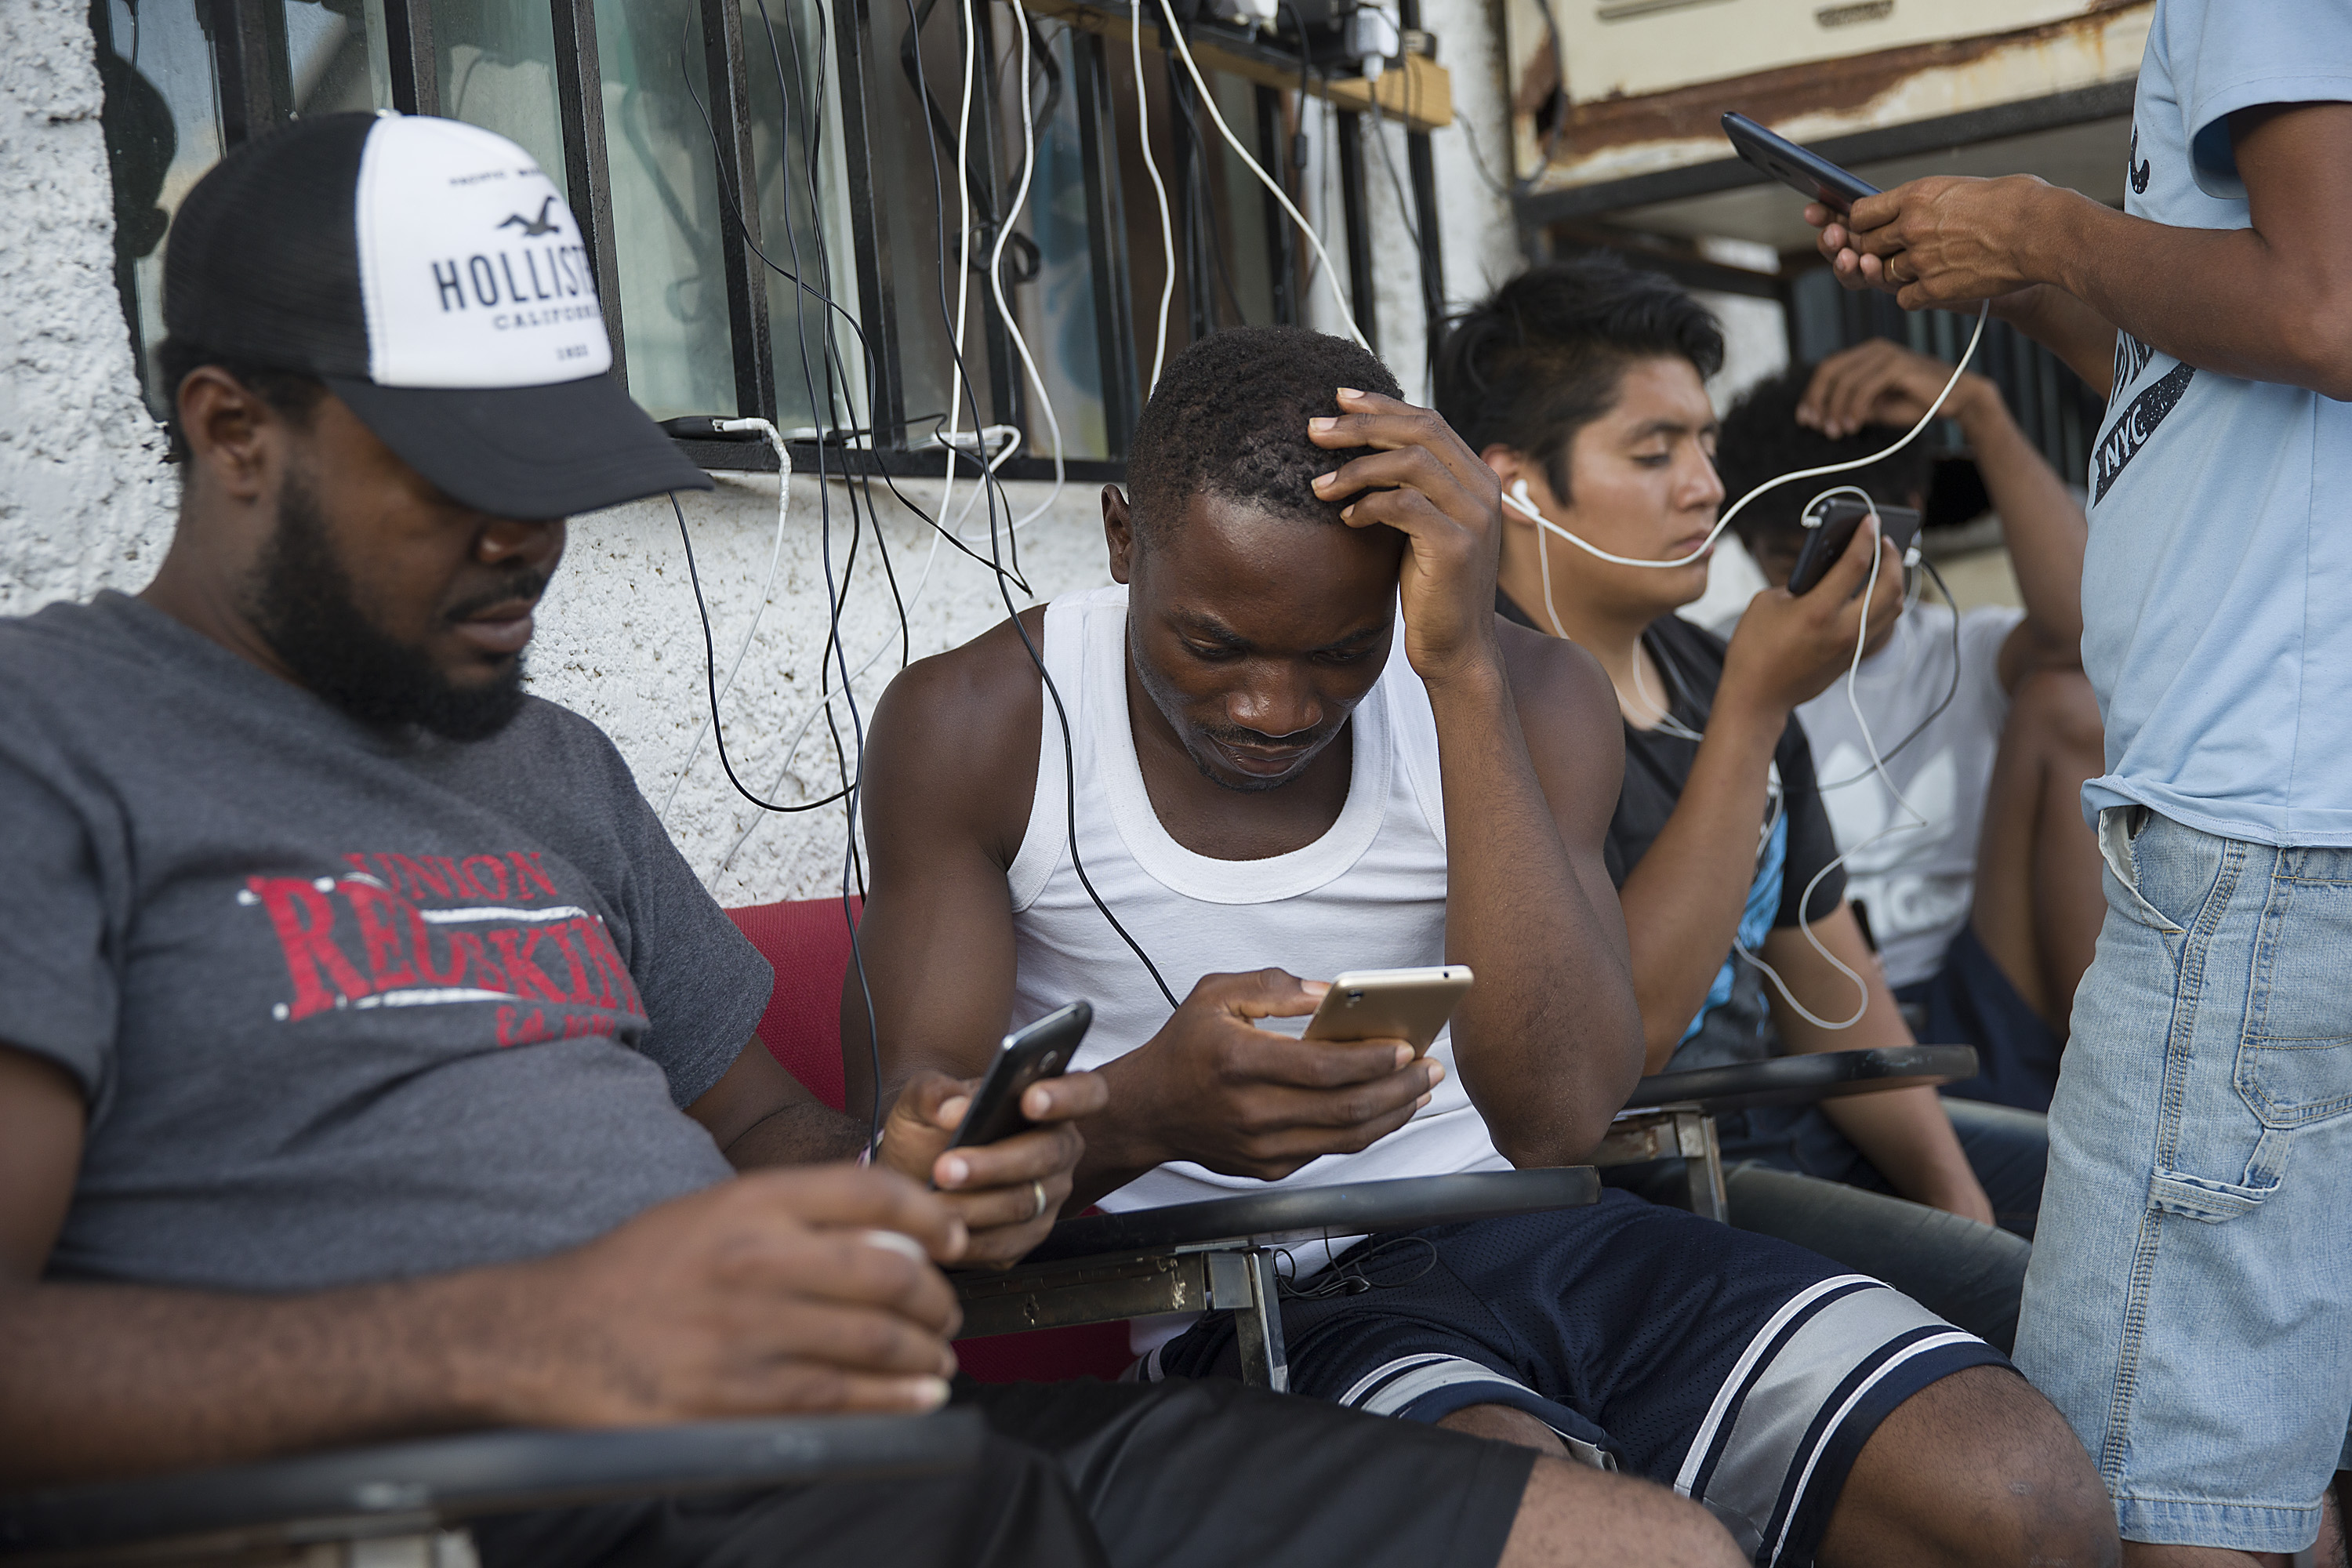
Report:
2082,0,2352,845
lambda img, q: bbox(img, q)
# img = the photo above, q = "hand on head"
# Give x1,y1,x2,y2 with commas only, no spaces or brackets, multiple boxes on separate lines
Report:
1308,390,1506,690
1797,339,1992,440
1105,968,1440,1183
1721,516,1904,714
878,1067,1109,1267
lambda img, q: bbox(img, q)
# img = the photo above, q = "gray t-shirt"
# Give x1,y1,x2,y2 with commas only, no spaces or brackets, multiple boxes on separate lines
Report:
0,593,770,1292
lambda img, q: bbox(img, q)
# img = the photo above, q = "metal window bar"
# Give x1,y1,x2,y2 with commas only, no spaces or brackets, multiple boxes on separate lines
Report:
548,0,628,390
830,0,910,445
210,0,291,147
1394,0,1442,358
380,0,440,115
1404,123,1442,353
1070,27,1139,456
700,0,781,425
1254,83,1298,327
1334,106,1376,353
1166,51,1214,343
968,0,1024,440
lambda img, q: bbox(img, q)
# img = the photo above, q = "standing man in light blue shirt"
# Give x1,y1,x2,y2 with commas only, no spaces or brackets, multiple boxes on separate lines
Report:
1802,2,2352,1563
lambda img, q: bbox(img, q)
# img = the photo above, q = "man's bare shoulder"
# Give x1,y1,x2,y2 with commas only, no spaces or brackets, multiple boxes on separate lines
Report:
1495,616,1617,740
1490,615,1624,837
864,608,1047,862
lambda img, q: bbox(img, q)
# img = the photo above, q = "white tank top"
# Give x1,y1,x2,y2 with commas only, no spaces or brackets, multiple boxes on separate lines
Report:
1007,584,1509,1226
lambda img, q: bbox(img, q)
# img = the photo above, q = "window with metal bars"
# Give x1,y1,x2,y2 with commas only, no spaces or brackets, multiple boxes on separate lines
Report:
91,0,1449,482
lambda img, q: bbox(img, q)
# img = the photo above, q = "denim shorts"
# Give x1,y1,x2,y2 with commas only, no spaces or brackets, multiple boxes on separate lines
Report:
2016,807,2352,1553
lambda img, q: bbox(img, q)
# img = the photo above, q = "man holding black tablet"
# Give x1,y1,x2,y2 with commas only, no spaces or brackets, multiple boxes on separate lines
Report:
1805,3,2352,1559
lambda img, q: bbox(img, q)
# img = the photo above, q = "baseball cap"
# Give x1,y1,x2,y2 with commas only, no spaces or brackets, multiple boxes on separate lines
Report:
164,111,712,518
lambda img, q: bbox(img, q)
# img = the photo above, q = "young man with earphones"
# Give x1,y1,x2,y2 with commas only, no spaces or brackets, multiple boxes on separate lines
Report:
1713,342,2104,1120
855,325,2114,1568
1436,258,2046,1350
1809,2,2352,1559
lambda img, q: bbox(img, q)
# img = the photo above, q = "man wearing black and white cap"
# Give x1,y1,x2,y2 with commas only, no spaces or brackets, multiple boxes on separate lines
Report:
0,114,1734,1566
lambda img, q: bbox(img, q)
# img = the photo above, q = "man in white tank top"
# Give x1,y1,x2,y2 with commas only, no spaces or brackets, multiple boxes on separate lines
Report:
852,328,2113,1568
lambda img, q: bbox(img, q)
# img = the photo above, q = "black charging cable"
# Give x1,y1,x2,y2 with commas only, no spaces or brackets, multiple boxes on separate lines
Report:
894,0,1181,1012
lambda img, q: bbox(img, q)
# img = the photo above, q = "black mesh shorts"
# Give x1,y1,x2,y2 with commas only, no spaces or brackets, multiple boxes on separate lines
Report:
1147,1189,2009,1566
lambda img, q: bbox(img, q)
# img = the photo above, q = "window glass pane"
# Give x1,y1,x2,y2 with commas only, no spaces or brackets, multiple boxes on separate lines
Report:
432,0,567,191
1204,71,1275,327
862,0,1000,443
741,0,862,435
1104,29,1181,408
94,0,226,419
1009,19,1109,459
283,0,388,115
595,0,739,419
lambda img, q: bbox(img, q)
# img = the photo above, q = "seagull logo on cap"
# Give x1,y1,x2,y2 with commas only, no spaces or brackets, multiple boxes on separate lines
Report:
498,196,561,238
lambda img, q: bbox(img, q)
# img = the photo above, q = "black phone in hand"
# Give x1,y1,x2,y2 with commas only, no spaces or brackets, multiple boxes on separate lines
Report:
1786,499,1922,596
1722,111,1878,215
944,1000,1091,1152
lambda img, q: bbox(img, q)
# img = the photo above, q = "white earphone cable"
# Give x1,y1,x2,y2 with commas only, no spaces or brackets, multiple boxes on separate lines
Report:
1502,301,1989,568
1726,488,1940,1032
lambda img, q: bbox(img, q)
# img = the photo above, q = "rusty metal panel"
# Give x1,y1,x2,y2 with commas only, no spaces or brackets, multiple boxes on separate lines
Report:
1511,0,2150,194
1565,0,2098,104
953,1250,1209,1338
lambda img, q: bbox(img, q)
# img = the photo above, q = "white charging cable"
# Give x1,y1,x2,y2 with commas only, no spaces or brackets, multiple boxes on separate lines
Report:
989,9,1065,534
936,0,983,532
1132,0,1178,393
1501,301,1990,568
1154,0,1370,355
660,416,791,824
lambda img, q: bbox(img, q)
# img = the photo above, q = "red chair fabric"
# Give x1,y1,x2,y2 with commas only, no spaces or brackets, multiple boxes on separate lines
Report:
726,895,864,1114
724,898,1135,1384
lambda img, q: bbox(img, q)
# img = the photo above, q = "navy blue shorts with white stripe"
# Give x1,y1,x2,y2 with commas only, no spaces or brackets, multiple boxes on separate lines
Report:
1145,1189,2009,1566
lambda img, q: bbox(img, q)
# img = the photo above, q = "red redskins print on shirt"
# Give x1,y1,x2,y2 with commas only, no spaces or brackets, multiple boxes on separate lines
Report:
241,850,643,1047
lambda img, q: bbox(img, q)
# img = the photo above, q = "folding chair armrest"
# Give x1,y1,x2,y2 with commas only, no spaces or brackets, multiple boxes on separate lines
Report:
953,1168,1599,1345
1016,1167,1601,1269
1624,1045,1978,1117
0,1412,984,1565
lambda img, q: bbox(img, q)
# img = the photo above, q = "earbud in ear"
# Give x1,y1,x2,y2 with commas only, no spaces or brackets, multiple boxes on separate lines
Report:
1504,478,1541,521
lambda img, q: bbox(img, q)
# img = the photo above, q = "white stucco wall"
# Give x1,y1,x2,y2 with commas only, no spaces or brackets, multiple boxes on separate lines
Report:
0,0,178,625
0,0,1525,909
532,471,1113,904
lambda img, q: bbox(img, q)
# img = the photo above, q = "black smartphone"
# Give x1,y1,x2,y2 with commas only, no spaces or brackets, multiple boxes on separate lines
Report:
1721,111,1878,215
1786,499,1922,596
944,1000,1091,1152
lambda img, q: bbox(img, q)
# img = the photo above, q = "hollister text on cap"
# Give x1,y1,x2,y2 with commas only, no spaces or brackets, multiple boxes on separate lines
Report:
163,111,711,518
355,117,609,387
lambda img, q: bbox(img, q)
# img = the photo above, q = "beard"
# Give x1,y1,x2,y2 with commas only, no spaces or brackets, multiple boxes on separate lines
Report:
243,470,537,742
